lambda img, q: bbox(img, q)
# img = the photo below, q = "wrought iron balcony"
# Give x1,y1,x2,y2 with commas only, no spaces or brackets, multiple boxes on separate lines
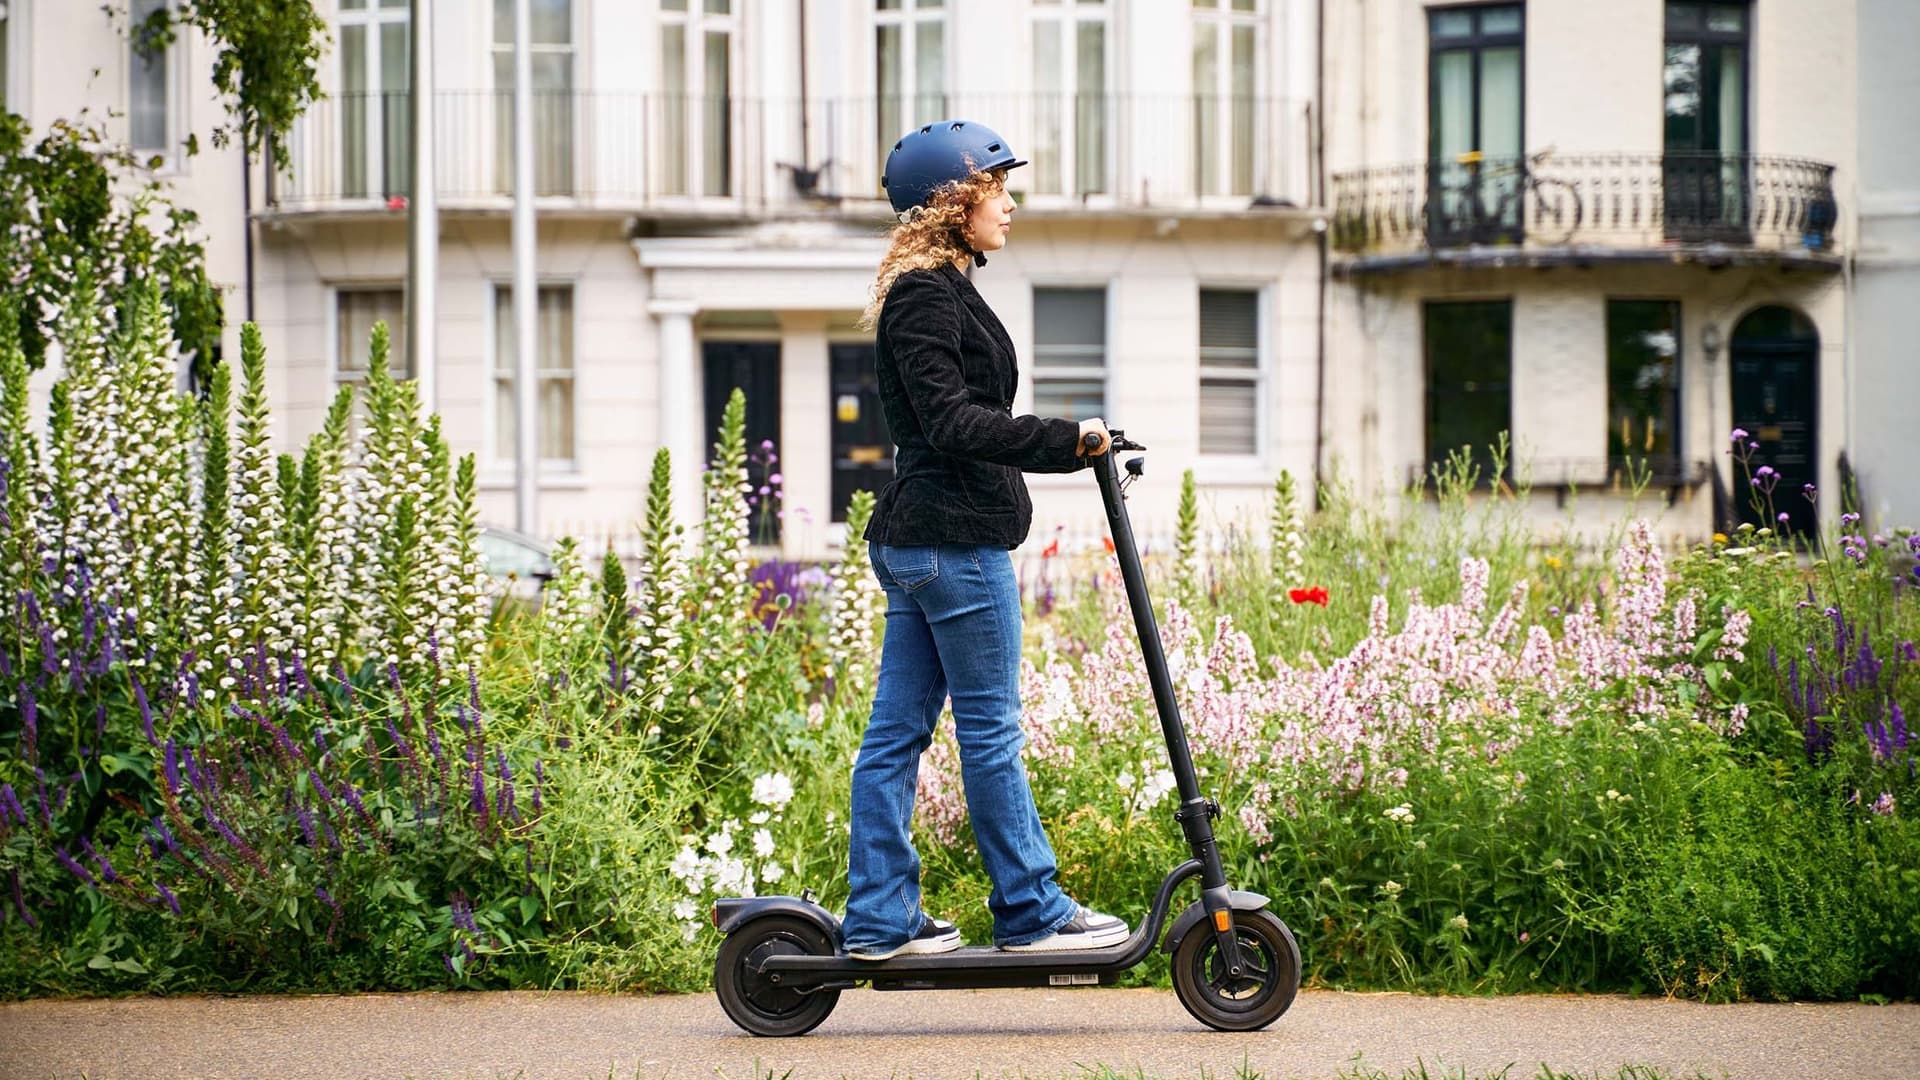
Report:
263,91,1313,218
1331,151,1839,270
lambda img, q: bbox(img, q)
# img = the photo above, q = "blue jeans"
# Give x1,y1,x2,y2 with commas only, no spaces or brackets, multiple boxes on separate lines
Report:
842,541,1080,951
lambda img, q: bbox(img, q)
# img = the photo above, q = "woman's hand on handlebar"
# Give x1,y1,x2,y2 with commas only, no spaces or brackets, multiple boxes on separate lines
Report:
1076,417,1111,457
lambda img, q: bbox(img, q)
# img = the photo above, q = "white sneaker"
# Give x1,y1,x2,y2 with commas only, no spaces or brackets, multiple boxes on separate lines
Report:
999,906,1128,952
846,913,963,961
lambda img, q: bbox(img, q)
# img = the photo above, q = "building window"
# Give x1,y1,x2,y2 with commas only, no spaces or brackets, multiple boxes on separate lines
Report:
1032,287,1107,421
1198,289,1260,456
128,0,176,162
335,288,411,391
492,0,574,196
493,285,576,465
1663,1,1750,240
1606,300,1682,482
1428,4,1524,245
659,0,733,197
1031,0,1107,197
339,0,410,199
875,0,947,185
1192,0,1259,197
1423,300,1511,483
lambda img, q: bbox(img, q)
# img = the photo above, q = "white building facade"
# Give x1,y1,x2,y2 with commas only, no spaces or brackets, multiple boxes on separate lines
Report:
6,1,1911,559
1321,0,1861,541
252,0,1323,560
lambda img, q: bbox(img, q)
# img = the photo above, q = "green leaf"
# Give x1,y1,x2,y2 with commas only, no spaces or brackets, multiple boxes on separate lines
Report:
98,754,123,776
112,958,148,974
519,894,539,926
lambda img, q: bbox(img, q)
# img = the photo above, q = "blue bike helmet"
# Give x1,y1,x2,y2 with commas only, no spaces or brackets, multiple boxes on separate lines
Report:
881,119,1027,217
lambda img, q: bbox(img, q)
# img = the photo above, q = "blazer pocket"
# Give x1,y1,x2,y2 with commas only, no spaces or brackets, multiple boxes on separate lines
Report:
880,544,940,590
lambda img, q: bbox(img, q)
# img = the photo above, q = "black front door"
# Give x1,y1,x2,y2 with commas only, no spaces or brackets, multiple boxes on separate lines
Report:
829,343,894,524
1729,306,1818,538
703,341,782,544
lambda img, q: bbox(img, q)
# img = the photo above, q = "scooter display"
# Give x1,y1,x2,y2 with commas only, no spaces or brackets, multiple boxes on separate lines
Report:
710,430,1302,1036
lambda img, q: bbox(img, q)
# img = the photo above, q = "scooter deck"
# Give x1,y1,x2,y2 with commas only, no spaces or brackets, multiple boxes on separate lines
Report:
756,924,1153,992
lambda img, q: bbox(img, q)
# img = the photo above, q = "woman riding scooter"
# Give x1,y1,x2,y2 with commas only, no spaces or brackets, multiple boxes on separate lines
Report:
842,120,1124,960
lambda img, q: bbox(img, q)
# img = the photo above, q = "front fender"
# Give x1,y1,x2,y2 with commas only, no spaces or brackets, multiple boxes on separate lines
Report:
1159,891,1271,955
711,895,843,942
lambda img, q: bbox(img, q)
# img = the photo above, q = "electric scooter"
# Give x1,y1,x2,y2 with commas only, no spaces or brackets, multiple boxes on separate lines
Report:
710,430,1302,1036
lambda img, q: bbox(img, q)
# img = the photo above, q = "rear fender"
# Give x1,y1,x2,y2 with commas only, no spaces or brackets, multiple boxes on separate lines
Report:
712,895,843,942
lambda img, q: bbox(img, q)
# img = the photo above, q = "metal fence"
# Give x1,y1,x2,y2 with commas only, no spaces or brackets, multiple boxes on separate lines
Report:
1331,152,1838,257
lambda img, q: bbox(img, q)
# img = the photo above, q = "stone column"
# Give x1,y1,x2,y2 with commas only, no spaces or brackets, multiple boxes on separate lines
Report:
650,298,704,532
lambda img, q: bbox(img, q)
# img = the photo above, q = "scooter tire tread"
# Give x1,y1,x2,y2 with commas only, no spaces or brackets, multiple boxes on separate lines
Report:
715,915,842,1037
1169,908,1302,1032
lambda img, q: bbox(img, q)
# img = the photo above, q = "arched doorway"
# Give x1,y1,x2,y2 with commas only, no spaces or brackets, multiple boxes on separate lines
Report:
1729,306,1819,537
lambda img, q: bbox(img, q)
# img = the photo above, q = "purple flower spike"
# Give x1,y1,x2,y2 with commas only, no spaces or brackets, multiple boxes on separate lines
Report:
154,882,180,916
53,847,96,887
9,870,34,928
1803,483,1817,503
134,678,156,747
470,767,488,819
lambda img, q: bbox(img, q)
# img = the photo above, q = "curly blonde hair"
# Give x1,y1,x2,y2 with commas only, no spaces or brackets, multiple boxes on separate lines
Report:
858,169,1006,332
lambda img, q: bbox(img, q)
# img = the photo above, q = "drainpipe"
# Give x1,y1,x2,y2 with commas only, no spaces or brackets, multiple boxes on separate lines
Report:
1311,0,1327,511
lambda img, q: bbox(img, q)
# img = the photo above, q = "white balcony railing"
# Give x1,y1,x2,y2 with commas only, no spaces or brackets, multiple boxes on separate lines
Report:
264,91,1315,216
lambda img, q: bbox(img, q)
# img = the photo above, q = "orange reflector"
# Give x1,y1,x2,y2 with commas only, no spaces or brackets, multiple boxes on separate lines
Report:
1212,910,1233,932
711,905,721,928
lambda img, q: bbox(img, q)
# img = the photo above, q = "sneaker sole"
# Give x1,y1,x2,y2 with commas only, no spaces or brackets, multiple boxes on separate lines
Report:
847,928,963,961
998,924,1130,952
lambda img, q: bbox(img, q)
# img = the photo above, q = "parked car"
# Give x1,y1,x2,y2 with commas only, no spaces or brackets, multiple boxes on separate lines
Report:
477,525,554,604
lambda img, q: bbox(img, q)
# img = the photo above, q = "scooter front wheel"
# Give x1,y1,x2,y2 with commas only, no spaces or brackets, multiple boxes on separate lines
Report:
1170,908,1302,1031
714,915,841,1037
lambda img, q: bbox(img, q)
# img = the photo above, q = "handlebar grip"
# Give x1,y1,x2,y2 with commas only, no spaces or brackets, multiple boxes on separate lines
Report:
1082,431,1106,452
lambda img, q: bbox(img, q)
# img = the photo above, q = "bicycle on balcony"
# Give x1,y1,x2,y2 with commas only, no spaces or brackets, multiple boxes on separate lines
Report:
1427,147,1584,248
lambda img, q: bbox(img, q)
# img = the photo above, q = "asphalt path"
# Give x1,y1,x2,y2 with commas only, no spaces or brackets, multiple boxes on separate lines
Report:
2,987,1914,1080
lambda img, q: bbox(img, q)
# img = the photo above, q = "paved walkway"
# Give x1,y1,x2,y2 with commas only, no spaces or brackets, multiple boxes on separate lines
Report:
2,987,1914,1080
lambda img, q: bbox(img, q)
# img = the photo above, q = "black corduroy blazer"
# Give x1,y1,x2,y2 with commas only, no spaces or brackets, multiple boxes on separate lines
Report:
861,263,1089,550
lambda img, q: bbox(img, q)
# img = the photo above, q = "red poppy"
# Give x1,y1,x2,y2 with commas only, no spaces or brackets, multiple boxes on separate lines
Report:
1041,538,1060,558
1102,537,1116,555
1288,585,1330,607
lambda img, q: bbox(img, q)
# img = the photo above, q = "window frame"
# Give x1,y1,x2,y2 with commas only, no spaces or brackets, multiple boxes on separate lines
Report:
1027,0,1113,200
1196,284,1268,463
488,280,580,471
127,0,188,171
657,0,736,198
1191,0,1265,200
873,0,951,190
491,0,579,198
1604,297,1686,485
329,284,411,388
337,0,413,199
1029,282,1113,426
1421,297,1514,486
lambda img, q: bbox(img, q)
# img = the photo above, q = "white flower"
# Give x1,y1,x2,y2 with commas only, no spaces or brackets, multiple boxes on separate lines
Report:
749,810,771,826
752,828,775,858
1448,914,1470,932
752,772,795,810
1380,880,1403,897
761,862,784,884
671,899,697,922
1383,803,1417,825
670,845,703,881
704,829,734,857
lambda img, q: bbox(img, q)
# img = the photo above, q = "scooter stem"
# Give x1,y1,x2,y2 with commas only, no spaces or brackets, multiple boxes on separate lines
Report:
1088,436,1229,897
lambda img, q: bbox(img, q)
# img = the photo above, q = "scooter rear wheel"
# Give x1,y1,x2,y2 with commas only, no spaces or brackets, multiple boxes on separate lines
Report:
714,915,841,1037
1170,908,1302,1031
